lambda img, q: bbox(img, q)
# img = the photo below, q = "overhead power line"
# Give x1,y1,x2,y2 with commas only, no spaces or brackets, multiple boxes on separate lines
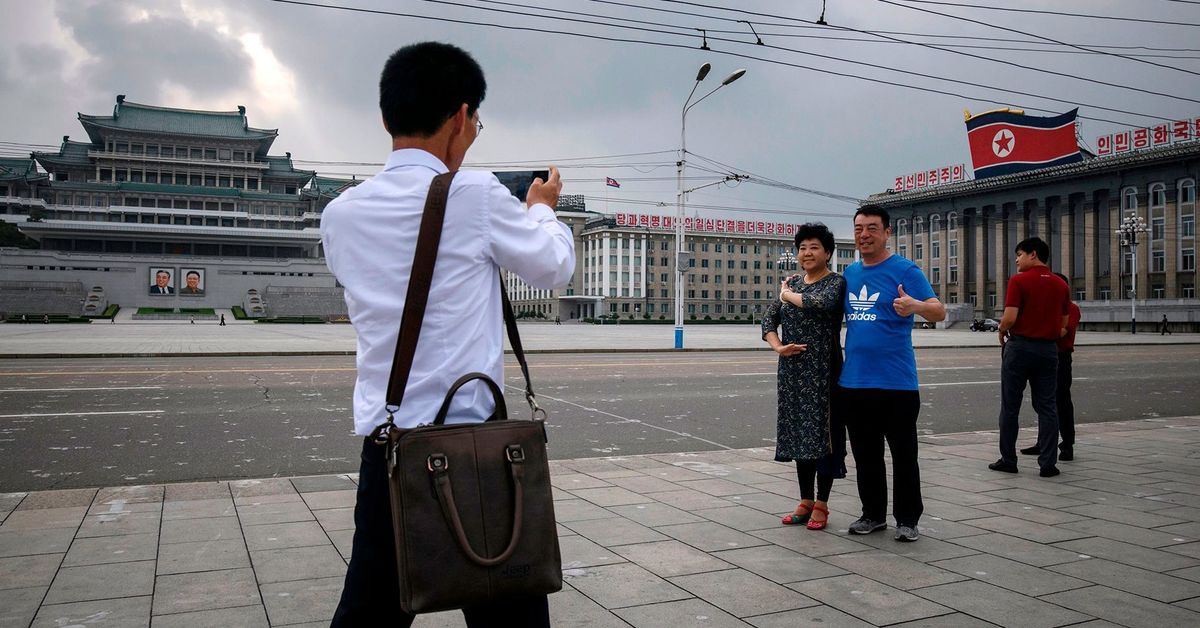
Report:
895,0,1200,27
269,0,1181,128
880,0,1200,78
649,0,1200,107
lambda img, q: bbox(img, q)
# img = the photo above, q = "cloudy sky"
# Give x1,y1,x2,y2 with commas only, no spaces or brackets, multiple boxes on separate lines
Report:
2,0,1198,236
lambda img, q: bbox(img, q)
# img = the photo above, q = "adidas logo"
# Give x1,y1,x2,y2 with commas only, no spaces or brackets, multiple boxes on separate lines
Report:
847,285,879,321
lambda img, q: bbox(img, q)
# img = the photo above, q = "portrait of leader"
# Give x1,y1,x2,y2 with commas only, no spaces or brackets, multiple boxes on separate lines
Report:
180,268,206,296
149,268,175,295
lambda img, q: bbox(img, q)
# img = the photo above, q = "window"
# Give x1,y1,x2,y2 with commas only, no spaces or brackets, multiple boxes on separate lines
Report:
701,243,709,252
914,243,923,260
1149,183,1166,208
1184,285,1195,298
899,245,907,258
932,267,940,283
930,214,941,232
714,259,722,269
949,240,958,258
896,219,908,236
949,267,958,283
1121,186,1138,216
1100,288,1111,300
1184,214,1196,238
753,261,761,269
661,273,668,282
701,290,709,298
715,243,723,252
1152,286,1165,299
1152,250,1165,272
700,259,709,268
1183,248,1196,271
947,212,958,231
932,240,940,259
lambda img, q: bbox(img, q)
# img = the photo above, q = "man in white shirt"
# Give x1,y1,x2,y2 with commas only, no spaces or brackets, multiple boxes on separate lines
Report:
323,42,574,627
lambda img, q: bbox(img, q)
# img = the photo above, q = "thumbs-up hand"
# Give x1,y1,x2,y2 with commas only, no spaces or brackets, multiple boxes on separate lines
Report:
892,283,918,317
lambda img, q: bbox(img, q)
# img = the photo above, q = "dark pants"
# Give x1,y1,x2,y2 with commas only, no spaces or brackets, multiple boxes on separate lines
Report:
1057,351,1074,450
330,438,550,627
842,388,923,527
999,337,1059,469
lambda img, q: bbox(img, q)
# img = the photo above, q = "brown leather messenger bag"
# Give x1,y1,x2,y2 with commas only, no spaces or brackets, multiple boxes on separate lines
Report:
368,171,562,614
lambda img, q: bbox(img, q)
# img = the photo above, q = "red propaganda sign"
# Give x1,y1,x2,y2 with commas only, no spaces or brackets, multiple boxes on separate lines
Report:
893,163,967,191
1096,115,1198,157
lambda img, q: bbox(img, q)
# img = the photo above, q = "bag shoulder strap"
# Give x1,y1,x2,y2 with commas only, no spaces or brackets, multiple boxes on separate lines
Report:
381,172,542,426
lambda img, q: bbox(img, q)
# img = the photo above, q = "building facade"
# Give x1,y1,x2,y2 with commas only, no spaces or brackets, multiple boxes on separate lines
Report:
867,141,1199,329
0,96,357,316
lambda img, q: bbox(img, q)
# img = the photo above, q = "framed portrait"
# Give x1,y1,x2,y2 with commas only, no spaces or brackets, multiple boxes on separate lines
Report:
179,268,206,296
148,268,175,296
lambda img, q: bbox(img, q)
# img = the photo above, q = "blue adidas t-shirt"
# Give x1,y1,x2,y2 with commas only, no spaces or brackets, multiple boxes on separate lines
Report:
839,254,935,391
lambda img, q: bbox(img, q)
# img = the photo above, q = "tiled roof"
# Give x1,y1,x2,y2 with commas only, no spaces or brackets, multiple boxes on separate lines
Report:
0,158,39,181
866,140,1200,207
308,176,359,195
263,155,316,179
78,97,277,145
32,141,94,168
17,219,321,242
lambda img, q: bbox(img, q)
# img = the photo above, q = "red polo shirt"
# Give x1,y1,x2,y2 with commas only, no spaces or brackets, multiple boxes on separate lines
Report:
1057,302,1081,352
1004,266,1069,341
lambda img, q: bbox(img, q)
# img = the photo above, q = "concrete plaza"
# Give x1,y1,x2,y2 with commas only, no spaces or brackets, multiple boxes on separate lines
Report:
1,318,1197,358
2,417,1199,627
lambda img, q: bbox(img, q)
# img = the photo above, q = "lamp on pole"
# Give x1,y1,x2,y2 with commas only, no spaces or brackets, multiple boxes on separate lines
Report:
1119,215,1148,334
778,249,797,273
675,64,746,349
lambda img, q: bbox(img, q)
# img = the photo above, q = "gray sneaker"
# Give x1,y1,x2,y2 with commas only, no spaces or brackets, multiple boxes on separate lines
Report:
894,525,919,542
848,517,887,535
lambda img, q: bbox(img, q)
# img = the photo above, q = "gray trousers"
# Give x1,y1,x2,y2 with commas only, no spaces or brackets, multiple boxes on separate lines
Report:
999,337,1059,469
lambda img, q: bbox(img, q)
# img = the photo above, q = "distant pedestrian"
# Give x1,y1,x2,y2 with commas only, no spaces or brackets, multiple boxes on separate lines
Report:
762,222,846,531
991,237,1069,478
1161,314,1172,335
555,315,560,325
42,314,49,324
840,205,945,543
189,316,195,325
220,314,227,326
21,314,27,323
1022,272,1080,462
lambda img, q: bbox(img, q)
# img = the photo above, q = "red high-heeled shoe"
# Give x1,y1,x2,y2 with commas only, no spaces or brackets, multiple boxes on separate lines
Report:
806,503,829,530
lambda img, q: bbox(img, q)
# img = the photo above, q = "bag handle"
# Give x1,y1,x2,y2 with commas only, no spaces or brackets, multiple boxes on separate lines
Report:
374,172,544,442
431,372,508,425
426,446,526,566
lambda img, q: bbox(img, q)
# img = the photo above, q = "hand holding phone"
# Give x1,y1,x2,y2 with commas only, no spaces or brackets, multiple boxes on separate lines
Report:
526,165,561,210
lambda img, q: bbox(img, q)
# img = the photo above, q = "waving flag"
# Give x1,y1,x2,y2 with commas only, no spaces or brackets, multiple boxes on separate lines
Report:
605,177,621,188
965,108,1082,179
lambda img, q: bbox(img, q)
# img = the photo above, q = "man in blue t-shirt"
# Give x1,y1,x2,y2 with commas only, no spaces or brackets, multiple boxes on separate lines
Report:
840,205,945,543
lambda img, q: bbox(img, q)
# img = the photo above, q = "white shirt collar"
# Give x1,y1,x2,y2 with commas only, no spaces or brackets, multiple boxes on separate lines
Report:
383,148,450,174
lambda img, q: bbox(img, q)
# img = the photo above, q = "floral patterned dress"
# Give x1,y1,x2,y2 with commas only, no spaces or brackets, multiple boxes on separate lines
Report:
761,272,846,463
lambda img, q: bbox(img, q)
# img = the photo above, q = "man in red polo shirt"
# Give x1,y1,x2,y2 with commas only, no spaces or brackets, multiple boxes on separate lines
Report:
1022,272,1081,462
989,237,1070,478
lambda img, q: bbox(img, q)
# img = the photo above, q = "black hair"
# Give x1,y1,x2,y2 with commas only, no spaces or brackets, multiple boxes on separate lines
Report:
1015,236,1050,264
156,269,170,277
854,204,890,230
379,42,487,138
794,222,836,258
186,270,200,279
1054,272,1070,289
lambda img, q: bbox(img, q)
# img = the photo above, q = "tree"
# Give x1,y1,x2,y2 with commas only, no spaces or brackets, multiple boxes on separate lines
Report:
0,222,37,248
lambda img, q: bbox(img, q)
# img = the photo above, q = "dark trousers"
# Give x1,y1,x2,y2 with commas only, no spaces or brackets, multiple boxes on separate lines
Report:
999,337,1059,469
1057,352,1074,450
330,438,550,628
842,388,923,527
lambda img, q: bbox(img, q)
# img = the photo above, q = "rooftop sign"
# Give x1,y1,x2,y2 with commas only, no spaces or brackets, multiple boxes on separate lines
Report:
612,213,797,236
1096,118,1200,156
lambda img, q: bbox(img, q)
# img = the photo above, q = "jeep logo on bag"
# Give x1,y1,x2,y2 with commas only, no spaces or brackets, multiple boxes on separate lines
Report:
501,563,531,579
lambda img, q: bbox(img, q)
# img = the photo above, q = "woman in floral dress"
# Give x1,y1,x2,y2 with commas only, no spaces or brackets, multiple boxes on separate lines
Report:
761,223,846,530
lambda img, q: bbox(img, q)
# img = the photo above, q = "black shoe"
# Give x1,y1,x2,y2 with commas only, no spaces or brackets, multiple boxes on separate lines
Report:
1019,445,1040,456
1059,448,1074,461
1040,466,1061,478
988,459,1018,473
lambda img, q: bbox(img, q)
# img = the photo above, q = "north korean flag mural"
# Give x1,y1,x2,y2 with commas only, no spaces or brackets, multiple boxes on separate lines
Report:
965,108,1083,179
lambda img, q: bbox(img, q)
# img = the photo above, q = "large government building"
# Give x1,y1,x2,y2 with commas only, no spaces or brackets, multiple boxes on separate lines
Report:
2,96,856,322
505,203,856,322
868,140,1199,330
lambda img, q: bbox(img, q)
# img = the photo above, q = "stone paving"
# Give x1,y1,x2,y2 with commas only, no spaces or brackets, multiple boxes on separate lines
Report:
1,321,1196,358
2,417,1199,627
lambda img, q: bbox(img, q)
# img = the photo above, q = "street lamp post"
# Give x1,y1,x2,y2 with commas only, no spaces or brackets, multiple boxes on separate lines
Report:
1119,215,1148,334
675,64,746,349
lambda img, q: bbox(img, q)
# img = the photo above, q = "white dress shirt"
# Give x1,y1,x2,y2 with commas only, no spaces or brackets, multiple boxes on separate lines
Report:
321,149,575,435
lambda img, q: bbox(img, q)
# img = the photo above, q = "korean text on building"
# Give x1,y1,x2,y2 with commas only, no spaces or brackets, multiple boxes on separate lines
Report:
1096,117,1200,156
613,213,800,236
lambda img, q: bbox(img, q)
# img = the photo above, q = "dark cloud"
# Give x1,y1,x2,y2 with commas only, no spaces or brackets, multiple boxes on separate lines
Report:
55,1,253,103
